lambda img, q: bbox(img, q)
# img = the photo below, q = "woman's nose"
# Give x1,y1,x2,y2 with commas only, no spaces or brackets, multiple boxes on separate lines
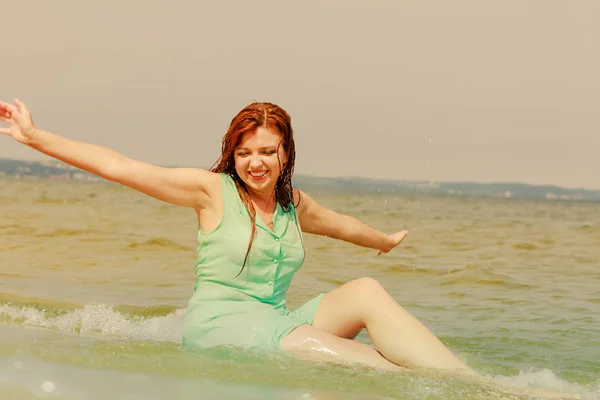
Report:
249,154,262,168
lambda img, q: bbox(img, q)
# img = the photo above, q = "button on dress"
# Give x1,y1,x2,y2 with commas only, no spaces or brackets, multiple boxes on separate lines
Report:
182,173,324,350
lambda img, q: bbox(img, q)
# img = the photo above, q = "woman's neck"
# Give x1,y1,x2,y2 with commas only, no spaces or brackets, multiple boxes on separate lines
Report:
248,189,276,210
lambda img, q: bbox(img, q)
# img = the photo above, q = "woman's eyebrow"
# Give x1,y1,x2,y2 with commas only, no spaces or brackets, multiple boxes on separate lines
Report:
236,146,277,151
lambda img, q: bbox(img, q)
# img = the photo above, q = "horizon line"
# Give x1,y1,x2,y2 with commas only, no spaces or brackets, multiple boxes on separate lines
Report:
1,157,598,194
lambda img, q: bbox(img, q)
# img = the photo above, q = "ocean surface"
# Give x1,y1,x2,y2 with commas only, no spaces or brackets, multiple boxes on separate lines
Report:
0,178,598,400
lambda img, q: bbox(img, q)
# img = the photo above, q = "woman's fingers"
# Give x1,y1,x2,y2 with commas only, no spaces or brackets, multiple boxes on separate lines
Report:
377,230,408,255
14,98,28,114
0,100,26,121
0,101,18,115
12,99,32,126
0,113,17,135
397,230,408,243
0,99,32,139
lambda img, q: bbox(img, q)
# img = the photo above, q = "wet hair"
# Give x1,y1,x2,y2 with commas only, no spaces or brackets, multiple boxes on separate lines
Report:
211,102,299,277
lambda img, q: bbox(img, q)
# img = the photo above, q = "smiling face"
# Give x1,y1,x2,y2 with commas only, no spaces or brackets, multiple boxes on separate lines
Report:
234,126,288,196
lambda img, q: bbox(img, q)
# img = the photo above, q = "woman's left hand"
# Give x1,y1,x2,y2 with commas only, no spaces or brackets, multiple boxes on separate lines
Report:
378,230,408,255
0,99,36,144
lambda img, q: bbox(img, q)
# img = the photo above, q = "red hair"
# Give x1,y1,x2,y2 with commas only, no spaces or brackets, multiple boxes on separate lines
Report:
211,102,298,277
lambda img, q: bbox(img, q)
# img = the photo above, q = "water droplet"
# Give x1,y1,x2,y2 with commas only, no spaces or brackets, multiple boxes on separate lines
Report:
13,361,23,369
41,381,56,392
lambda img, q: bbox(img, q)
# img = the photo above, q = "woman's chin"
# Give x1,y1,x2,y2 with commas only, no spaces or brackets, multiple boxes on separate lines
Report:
246,174,277,191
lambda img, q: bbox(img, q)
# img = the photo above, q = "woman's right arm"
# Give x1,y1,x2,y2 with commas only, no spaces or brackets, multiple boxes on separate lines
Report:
0,99,216,209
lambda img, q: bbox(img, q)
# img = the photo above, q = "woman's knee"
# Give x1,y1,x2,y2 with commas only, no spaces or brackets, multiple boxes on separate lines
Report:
349,277,386,298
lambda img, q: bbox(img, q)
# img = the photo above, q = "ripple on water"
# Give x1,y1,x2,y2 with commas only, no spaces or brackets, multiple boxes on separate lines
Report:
512,243,538,251
575,224,600,233
0,224,37,235
441,265,533,290
35,228,93,238
125,238,193,252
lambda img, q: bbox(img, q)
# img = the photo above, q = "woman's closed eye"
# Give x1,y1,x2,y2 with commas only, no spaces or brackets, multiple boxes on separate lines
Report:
237,150,276,157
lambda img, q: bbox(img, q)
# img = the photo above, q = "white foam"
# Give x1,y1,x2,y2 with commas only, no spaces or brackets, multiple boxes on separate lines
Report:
493,367,599,400
0,303,184,343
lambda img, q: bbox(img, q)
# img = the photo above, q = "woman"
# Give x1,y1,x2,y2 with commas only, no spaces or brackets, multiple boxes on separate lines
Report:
0,99,473,374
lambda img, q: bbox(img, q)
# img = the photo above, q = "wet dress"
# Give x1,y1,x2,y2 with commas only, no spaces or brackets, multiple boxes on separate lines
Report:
182,173,323,350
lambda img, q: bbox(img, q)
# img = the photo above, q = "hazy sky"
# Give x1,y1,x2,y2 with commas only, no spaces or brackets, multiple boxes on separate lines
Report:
2,1,599,189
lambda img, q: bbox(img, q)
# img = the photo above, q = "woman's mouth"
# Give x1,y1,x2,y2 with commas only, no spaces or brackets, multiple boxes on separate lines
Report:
248,171,268,180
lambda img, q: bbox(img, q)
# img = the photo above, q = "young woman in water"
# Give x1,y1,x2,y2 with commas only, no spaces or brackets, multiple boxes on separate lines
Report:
0,98,473,374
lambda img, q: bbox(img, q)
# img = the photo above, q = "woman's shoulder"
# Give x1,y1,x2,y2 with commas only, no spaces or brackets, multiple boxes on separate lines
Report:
291,187,307,212
217,173,239,192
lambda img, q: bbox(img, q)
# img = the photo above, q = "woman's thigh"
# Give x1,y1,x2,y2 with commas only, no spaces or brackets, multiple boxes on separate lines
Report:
312,277,388,339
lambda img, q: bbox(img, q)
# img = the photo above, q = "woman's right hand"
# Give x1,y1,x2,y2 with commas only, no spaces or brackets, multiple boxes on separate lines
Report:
0,99,37,144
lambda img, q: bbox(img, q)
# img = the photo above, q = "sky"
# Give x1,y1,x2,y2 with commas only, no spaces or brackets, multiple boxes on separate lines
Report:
1,1,599,189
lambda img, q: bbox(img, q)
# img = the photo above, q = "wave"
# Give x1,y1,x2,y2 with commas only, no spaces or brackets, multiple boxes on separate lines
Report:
34,228,102,238
0,299,184,343
125,238,193,251
494,368,599,400
440,264,533,289
512,242,539,250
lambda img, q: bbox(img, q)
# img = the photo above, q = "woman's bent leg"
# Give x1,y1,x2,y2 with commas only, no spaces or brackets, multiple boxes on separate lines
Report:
311,277,474,374
279,325,403,371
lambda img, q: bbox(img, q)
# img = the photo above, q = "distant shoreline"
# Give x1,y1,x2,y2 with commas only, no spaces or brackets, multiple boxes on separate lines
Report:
1,158,599,202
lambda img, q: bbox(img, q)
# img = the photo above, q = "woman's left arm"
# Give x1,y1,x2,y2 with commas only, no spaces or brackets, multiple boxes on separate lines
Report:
294,190,408,254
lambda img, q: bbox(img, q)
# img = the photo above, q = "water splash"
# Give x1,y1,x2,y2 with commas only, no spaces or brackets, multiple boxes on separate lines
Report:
493,367,599,400
0,302,184,343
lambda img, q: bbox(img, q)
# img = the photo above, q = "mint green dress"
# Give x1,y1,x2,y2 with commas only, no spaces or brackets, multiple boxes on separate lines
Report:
182,173,324,350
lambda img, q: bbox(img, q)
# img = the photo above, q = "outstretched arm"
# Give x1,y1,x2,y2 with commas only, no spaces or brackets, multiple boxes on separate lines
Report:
294,189,408,254
0,99,215,209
